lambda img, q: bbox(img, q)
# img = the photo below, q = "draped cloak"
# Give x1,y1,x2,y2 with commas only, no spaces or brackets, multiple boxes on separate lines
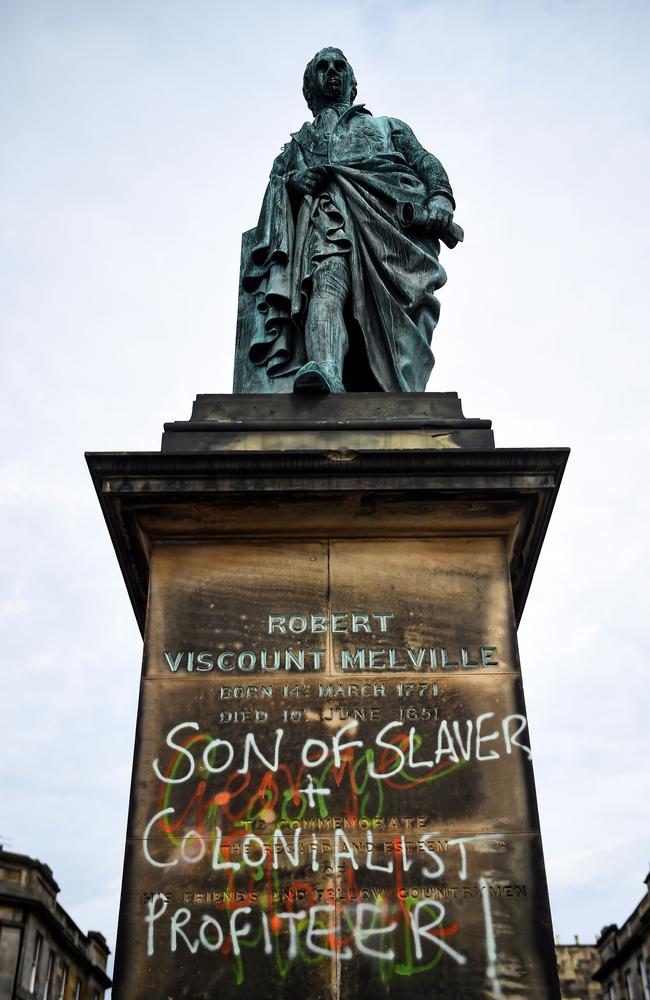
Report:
242,105,454,392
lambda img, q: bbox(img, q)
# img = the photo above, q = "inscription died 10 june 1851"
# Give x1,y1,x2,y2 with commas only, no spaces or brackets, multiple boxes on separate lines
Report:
109,536,560,998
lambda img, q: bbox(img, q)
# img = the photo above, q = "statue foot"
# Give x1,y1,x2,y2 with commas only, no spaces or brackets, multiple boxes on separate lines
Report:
293,362,345,394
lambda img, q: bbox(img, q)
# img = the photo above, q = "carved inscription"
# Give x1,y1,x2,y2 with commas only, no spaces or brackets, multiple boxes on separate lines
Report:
117,539,556,997
143,608,527,978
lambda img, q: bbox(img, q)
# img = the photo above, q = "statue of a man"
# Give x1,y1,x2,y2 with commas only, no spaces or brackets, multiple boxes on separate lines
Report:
242,47,460,393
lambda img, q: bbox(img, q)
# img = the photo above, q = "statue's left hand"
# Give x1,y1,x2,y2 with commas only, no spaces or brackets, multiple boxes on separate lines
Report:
426,205,454,238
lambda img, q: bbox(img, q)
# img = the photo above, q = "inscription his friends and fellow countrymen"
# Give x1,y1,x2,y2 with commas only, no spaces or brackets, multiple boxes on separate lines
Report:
136,604,538,992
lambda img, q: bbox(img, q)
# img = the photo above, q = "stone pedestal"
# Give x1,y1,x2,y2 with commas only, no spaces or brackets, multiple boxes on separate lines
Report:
88,393,567,999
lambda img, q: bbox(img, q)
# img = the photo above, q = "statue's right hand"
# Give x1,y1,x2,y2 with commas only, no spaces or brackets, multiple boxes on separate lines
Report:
289,166,329,197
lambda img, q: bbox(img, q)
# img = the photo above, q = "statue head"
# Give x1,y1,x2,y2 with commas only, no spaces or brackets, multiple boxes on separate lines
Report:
302,47,358,115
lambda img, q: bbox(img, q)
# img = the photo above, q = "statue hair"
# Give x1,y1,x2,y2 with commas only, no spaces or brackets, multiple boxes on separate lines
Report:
302,48,358,114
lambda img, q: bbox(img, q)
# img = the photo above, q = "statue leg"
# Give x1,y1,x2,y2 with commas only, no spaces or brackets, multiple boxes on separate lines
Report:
294,255,350,393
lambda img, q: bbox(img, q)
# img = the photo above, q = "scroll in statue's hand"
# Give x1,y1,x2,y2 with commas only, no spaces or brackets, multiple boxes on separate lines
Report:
426,205,454,237
398,198,464,248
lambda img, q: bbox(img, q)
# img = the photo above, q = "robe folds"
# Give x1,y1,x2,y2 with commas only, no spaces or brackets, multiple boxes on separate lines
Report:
242,105,454,392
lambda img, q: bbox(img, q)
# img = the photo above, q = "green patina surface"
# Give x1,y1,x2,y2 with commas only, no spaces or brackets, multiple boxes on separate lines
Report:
236,47,463,395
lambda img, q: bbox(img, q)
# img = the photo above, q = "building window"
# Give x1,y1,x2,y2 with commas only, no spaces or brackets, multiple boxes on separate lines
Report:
640,959,650,1000
44,952,55,999
627,969,637,1000
73,978,82,1000
28,932,43,992
92,990,100,1000
58,963,68,1000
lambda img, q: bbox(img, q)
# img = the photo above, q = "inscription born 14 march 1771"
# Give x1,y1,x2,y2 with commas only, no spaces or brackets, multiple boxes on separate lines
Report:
91,44,566,1000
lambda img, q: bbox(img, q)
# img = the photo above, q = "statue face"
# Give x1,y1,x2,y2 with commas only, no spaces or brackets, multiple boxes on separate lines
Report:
312,48,354,106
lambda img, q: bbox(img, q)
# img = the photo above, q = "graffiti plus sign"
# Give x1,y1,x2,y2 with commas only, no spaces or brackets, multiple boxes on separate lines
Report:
299,775,331,809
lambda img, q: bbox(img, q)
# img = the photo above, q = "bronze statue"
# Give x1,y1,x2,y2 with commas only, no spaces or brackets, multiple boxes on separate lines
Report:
238,47,462,394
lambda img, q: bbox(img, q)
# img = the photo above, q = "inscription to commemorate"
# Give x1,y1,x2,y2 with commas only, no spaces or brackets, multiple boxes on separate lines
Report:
114,538,557,997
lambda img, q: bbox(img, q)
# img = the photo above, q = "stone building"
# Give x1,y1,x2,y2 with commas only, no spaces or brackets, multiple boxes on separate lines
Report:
594,871,650,1000
556,937,602,998
0,847,111,999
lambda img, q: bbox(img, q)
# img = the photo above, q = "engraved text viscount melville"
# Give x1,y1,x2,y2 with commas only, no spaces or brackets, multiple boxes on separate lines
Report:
242,47,459,394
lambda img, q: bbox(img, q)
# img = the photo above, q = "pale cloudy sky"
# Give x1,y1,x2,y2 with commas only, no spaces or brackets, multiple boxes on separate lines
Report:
1,0,649,976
